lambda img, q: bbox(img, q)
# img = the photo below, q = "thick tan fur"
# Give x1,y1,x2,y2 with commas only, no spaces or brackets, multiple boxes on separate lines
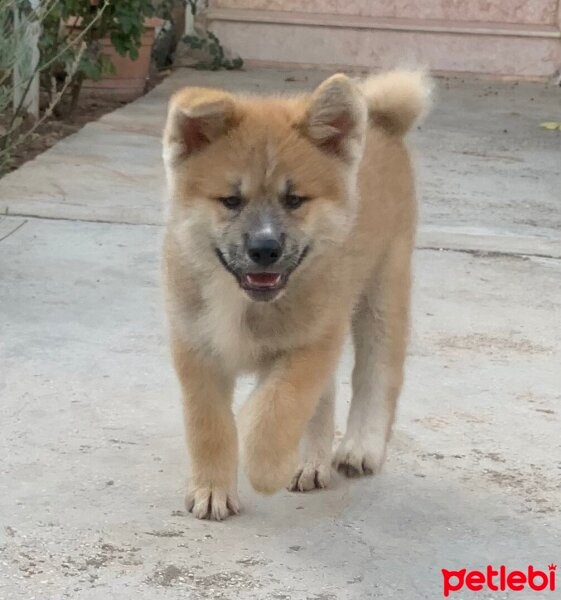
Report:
162,70,430,519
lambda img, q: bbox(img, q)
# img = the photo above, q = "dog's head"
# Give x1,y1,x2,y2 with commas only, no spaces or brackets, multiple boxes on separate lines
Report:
163,75,367,302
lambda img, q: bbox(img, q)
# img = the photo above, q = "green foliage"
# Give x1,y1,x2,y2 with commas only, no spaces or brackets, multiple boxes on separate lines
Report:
1,0,48,173
156,0,242,70
1,0,160,174
156,0,192,21
40,0,154,86
2,0,154,173
1,0,41,97
107,0,155,60
182,31,243,71
1,0,242,174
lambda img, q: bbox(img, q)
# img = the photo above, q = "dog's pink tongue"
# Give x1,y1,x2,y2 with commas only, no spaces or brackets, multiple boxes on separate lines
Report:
245,273,282,288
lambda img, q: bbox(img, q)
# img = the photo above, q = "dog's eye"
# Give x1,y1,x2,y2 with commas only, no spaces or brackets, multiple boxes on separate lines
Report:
283,194,307,210
219,195,242,210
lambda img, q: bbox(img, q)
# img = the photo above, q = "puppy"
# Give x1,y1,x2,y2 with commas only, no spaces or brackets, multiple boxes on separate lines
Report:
162,70,430,520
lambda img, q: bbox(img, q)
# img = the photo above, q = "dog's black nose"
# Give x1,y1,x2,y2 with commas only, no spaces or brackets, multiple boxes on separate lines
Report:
247,236,282,266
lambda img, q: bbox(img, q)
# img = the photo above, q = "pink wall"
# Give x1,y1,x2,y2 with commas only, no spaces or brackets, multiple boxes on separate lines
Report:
208,0,561,78
213,0,559,26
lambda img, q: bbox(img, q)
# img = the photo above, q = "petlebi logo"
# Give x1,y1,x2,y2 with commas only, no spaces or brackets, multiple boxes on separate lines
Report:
442,564,556,597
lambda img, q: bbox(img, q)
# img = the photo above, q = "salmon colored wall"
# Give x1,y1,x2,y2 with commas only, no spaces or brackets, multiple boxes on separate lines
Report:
207,0,561,78
213,0,559,27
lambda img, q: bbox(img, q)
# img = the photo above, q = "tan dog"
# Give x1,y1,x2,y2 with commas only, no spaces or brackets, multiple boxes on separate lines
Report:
162,70,430,520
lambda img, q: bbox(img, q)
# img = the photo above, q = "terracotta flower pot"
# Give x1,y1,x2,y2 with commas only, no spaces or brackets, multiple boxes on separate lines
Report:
67,17,162,101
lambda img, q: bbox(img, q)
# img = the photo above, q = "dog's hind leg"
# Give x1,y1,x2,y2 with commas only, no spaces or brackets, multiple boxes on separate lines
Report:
288,376,335,492
333,237,412,477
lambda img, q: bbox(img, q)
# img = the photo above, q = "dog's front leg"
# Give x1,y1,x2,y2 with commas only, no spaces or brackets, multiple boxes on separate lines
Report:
171,337,239,520
240,323,346,494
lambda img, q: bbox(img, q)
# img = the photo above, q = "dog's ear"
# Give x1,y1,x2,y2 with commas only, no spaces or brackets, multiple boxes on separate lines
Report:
301,74,367,163
163,87,238,163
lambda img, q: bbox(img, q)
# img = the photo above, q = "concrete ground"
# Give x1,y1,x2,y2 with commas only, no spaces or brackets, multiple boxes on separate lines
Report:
0,68,560,600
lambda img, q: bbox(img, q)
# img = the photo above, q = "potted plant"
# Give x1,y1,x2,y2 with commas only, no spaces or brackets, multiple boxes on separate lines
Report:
43,0,162,105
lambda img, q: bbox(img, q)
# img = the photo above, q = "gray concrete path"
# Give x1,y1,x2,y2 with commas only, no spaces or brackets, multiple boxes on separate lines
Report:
1,68,560,600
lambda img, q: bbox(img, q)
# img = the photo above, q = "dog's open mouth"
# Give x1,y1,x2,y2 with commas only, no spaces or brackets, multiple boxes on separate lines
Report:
242,273,284,290
240,272,286,301
215,246,310,302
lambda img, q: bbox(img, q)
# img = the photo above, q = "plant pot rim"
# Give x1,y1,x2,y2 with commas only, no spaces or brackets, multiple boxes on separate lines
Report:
65,16,163,30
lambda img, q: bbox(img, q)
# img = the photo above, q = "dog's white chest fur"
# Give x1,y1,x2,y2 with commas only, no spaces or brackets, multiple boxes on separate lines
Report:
172,274,266,371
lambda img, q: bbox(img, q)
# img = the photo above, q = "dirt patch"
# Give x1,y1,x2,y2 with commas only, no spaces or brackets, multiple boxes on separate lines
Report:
436,333,553,355
1,97,121,175
148,564,195,587
453,411,488,425
61,542,142,575
413,415,450,431
452,150,524,164
472,459,560,515
413,411,488,431
411,445,560,516
4,538,142,584
1,72,165,176
144,529,184,538
147,565,258,597
236,556,270,567
473,450,506,463
515,392,558,417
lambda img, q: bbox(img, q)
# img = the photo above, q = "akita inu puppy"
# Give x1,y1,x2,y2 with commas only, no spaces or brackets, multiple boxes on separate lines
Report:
162,70,430,520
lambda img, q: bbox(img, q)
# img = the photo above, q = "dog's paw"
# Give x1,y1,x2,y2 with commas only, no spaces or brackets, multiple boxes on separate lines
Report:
244,449,298,495
332,435,386,478
186,485,240,521
288,461,331,492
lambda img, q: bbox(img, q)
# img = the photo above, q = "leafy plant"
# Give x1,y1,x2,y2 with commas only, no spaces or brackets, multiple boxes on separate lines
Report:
150,0,244,71
1,0,163,174
182,30,242,70
156,0,242,70
40,0,155,111
1,0,99,173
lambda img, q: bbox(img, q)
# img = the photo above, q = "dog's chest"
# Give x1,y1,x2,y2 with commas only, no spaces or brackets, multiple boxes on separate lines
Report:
196,287,317,370
197,298,270,369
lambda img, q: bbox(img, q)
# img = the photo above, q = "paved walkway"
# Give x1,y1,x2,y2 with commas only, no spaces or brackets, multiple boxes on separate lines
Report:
1,68,560,600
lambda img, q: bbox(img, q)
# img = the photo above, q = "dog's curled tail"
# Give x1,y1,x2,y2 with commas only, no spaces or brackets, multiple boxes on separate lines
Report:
360,70,432,136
